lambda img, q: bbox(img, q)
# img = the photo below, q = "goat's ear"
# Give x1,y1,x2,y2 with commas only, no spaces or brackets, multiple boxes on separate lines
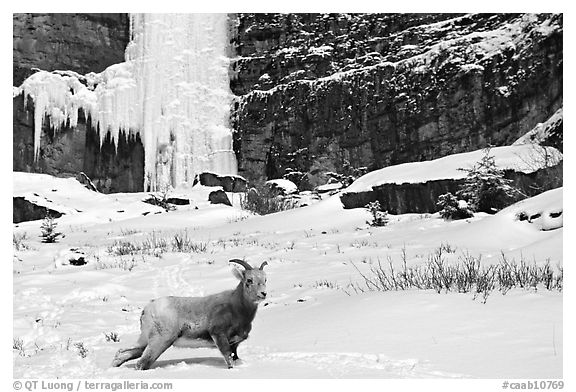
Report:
232,267,245,281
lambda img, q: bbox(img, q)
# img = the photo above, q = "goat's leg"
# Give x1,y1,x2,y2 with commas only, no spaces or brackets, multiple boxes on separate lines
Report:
135,337,174,370
230,342,240,361
111,346,145,367
211,333,234,368
112,329,148,367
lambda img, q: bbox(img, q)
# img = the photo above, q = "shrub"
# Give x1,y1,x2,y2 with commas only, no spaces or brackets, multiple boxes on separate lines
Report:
436,192,474,220
13,232,29,250
240,186,298,215
348,247,562,303
13,337,25,356
365,201,389,227
74,342,89,358
40,214,62,243
104,332,120,343
457,147,520,213
107,240,140,256
143,194,176,212
325,162,368,188
107,231,208,257
94,256,140,271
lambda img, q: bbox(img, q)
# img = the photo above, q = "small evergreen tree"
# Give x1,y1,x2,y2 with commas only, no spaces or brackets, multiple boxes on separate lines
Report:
365,201,389,227
436,192,474,220
40,214,62,243
456,148,519,214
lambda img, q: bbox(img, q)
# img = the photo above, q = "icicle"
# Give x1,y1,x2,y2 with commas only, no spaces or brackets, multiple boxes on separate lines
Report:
21,71,92,161
19,13,237,191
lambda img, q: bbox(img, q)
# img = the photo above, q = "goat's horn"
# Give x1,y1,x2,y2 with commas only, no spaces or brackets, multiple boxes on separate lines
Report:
229,259,253,270
259,261,268,270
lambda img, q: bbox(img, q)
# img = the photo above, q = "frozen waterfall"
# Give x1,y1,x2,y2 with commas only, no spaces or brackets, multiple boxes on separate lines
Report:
20,14,237,191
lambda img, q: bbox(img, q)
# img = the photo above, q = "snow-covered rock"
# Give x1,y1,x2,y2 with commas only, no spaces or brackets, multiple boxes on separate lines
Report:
346,144,562,192
502,187,563,231
266,179,298,195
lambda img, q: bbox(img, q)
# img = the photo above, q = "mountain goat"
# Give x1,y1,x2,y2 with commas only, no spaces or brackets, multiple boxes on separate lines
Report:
111,259,268,369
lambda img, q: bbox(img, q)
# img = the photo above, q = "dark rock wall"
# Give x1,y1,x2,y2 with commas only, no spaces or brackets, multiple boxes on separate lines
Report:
83,125,145,193
230,13,462,95
13,95,39,173
12,13,142,192
13,95,88,176
231,13,563,188
13,13,129,86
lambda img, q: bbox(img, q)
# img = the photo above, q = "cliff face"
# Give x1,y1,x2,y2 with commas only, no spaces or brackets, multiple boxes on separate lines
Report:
13,13,129,86
13,13,563,194
12,13,142,192
231,13,563,188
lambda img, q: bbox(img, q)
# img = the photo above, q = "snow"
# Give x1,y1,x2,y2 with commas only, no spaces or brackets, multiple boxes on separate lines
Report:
17,14,236,191
460,63,485,73
13,171,562,379
308,45,334,56
345,144,562,192
514,108,563,146
13,172,165,226
497,187,563,231
265,179,298,194
457,199,469,209
316,182,343,192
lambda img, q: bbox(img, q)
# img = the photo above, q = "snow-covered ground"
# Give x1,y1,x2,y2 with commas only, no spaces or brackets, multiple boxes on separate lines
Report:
13,172,562,379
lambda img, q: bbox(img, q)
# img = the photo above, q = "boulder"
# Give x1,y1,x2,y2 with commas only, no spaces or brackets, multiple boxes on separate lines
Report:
208,190,232,206
199,172,248,192
13,197,64,223
76,172,98,192
165,197,190,206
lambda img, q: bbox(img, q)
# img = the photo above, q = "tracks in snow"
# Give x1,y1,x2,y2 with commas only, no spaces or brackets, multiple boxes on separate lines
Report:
241,349,466,378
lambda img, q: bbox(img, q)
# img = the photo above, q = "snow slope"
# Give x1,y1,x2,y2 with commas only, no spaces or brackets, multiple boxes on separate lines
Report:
13,173,562,379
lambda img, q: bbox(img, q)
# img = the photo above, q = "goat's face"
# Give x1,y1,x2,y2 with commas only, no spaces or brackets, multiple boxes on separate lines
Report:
233,267,267,303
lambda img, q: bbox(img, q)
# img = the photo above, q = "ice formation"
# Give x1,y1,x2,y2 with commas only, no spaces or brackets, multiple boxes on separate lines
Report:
20,14,237,191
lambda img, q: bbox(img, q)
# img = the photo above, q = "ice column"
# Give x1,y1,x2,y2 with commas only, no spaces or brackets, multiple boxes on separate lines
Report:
127,14,237,191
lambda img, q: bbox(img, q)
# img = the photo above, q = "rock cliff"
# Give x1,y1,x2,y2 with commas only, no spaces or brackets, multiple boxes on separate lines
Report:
231,14,563,188
13,13,563,196
13,13,128,86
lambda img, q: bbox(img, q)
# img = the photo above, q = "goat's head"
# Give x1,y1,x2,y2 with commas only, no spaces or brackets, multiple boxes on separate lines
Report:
230,259,268,303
